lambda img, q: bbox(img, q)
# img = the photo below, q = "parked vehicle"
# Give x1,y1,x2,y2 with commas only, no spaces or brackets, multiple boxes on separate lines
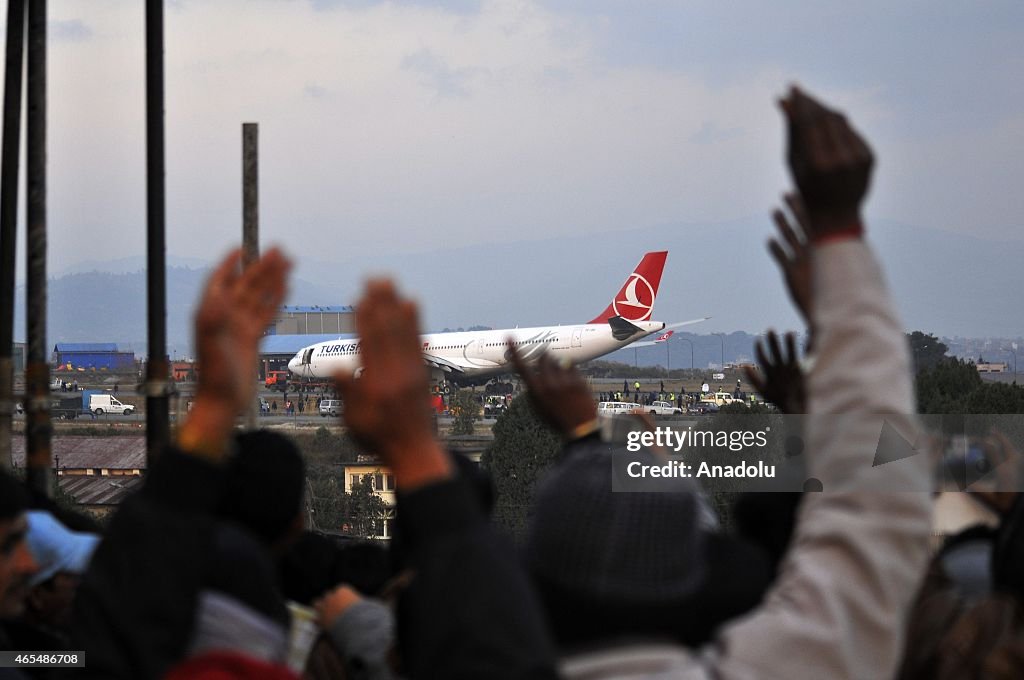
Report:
646,400,683,415
688,402,720,415
89,393,135,416
51,396,82,420
319,399,342,417
597,401,637,416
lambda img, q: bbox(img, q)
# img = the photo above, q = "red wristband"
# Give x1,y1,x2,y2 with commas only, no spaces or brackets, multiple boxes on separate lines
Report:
812,223,864,245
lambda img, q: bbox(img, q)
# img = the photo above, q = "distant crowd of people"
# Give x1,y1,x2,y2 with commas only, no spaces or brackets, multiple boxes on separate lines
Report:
3,87,1024,680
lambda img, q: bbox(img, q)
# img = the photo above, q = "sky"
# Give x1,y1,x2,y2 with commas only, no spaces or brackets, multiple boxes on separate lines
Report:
3,0,1023,334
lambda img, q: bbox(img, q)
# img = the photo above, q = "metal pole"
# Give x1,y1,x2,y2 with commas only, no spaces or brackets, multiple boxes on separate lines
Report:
145,0,170,461
24,0,49,495
242,122,259,429
0,0,26,469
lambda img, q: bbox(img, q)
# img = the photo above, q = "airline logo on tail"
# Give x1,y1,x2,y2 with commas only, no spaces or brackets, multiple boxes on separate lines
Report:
588,251,668,324
652,330,674,343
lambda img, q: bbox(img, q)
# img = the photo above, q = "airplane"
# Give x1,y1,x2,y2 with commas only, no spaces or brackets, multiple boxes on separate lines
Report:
287,251,706,384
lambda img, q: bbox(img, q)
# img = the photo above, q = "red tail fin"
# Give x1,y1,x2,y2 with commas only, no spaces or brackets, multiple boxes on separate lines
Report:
587,251,668,324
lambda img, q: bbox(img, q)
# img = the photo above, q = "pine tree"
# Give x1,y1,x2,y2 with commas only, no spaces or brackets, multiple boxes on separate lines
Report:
480,395,561,541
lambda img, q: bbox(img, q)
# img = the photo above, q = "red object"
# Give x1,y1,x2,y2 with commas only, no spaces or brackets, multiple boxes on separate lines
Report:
164,651,298,680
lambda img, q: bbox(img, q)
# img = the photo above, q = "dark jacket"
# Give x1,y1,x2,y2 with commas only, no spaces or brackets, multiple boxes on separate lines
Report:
70,449,228,680
395,476,558,679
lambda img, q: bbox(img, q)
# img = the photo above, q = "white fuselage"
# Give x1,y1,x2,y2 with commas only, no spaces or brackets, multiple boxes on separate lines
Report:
287,320,666,381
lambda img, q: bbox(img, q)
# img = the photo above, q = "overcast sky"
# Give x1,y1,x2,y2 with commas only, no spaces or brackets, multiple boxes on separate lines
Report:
4,1,1023,330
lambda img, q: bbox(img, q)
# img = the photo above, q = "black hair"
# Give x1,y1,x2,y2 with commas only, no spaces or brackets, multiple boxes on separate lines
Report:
0,470,29,521
220,430,306,546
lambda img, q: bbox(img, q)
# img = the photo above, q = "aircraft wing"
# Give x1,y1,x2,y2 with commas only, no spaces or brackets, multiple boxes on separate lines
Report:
665,316,711,329
422,352,467,373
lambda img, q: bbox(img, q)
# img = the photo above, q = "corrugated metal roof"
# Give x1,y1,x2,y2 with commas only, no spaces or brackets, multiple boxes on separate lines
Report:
260,333,355,355
11,436,147,470
53,343,122,353
59,475,143,506
281,305,354,313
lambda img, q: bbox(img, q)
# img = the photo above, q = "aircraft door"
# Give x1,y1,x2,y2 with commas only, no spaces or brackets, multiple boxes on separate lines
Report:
571,327,583,348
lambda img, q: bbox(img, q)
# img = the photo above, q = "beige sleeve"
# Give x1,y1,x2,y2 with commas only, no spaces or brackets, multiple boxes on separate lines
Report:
707,239,933,680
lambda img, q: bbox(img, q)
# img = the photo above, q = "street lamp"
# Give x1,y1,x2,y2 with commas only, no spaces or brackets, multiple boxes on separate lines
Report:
713,333,725,370
999,345,1017,377
678,337,694,369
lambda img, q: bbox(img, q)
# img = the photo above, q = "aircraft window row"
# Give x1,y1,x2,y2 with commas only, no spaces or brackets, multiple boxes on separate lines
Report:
487,339,557,347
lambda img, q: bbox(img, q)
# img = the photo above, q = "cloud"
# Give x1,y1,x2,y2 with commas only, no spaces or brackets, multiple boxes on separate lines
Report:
310,0,481,13
304,83,329,99
401,48,482,98
689,121,744,145
50,19,93,42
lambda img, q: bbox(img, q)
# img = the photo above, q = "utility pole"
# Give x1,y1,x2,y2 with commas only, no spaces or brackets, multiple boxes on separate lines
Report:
24,0,50,494
145,0,170,461
242,122,259,429
0,0,25,469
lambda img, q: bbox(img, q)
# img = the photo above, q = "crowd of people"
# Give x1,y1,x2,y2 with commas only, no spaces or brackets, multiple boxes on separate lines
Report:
1,86,1023,679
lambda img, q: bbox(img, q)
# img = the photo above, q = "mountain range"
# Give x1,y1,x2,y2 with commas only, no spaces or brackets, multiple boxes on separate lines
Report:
12,216,1023,358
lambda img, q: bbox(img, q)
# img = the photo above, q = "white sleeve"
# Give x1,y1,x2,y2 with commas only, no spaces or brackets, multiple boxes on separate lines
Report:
707,239,932,680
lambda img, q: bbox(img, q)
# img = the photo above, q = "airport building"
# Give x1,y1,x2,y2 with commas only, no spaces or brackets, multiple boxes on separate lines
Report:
259,305,357,379
271,305,355,335
52,343,135,372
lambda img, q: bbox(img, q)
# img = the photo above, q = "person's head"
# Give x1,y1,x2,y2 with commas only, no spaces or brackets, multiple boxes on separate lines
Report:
221,430,306,555
0,472,36,619
525,444,769,649
23,510,99,628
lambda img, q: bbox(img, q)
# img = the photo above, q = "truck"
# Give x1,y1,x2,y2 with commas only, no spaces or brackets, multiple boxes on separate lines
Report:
265,370,290,391
646,401,683,415
50,396,82,420
88,393,135,416
700,392,746,408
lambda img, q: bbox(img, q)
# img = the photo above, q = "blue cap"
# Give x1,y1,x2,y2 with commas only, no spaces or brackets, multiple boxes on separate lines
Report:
25,511,100,587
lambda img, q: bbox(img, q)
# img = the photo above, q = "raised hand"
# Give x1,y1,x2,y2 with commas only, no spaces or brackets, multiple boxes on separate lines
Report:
744,330,806,414
780,86,874,239
507,343,596,438
335,280,451,489
970,431,1022,514
769,193,813,328
180,248,291,459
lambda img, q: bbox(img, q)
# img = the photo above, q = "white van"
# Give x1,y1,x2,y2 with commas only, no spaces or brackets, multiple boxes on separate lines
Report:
90,394,135,415
597,401,637,416
319,399,341,417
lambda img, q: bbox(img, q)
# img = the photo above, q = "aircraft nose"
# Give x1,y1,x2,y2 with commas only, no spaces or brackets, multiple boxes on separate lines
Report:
287,356,298,374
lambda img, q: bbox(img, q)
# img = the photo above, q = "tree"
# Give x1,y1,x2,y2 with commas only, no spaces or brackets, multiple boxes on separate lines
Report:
480,394,561,541
915,358,983,414
449,389,480,435
306,468,389,538
906,331,948,374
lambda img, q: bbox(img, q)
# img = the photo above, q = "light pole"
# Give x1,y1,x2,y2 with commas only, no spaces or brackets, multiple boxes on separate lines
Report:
999,345,1017,377
713,333,725,370
678,337,694,369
